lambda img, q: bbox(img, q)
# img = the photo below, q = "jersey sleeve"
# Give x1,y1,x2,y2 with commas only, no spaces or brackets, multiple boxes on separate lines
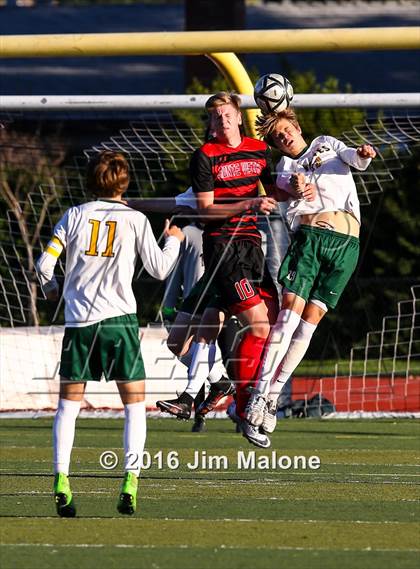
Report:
136,215,181,280
190,149,214,193
328,136,372,171
35,211,69,296
52,209,69,248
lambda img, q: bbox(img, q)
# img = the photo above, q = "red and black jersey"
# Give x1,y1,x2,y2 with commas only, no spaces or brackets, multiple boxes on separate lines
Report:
190,136,274,244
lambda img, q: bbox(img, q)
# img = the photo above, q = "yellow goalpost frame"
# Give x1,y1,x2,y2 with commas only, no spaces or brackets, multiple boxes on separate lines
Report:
1,27,419,136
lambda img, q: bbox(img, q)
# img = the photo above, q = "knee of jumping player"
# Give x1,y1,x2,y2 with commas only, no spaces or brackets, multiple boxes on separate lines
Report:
166,336,191,357
166,312,199,357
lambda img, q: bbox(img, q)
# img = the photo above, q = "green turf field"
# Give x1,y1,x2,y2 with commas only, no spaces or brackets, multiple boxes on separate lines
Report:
0,418,419,569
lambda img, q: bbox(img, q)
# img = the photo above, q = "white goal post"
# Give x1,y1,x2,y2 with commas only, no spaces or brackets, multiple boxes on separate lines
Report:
1,93,419,111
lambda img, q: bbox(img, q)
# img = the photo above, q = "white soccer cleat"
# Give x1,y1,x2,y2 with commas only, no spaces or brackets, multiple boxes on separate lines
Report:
244,390,267,427
241,420,271,449
262,395,278,434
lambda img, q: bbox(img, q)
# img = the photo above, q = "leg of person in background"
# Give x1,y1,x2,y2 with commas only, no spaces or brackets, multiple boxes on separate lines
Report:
191,385,206,432
196,316,240,417
163,308,232,418
53,379,85,517
157,308,225,419
166,311,200,359
116,380,146,516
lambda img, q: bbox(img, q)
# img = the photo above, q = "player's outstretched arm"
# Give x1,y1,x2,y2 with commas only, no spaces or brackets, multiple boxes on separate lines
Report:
196,191,277,220
127,197,177,213
136,217,183,281
332,137,376,170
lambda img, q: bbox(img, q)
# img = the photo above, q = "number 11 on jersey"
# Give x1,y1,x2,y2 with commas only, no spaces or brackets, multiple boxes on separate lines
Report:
85,219,117,257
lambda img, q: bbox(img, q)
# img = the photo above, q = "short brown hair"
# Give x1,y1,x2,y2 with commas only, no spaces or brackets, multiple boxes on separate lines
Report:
256,108,300,140
86,151,130,197
205,91,242,114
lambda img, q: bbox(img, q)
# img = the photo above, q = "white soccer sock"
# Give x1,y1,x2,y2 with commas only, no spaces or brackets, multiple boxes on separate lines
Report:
180,342,224,384
123,401,147,478
53,398,81,476
185,342,216,398
269,319,317,398
256,309,301,397
207,344,225,384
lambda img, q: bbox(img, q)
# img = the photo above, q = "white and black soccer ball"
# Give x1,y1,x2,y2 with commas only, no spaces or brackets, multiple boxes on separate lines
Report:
254,73,294,115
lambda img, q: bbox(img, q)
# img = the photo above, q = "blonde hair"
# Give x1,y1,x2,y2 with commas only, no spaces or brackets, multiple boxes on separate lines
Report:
86,151,130,197
205,91,242,114
256,108,300,140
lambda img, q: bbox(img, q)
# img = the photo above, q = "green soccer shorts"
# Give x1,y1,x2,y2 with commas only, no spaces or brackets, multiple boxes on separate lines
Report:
59,313,145,381
278,225,360,310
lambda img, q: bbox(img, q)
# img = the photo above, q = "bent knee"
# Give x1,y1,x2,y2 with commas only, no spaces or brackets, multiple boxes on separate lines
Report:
249,322,271,339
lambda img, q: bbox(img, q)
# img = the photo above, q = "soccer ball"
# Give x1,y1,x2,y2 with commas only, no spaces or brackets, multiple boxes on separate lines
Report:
254,74,294,115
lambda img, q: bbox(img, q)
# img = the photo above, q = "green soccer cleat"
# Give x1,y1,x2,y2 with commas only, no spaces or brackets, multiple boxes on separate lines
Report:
54,473,76,518
117,471,138,515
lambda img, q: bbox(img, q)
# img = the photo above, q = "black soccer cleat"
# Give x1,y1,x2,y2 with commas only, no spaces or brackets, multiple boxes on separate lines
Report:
196,378,236,416
191,414,206,432
156,397,192,420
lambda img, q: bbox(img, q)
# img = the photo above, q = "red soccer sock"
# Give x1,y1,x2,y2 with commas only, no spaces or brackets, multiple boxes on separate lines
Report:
234,332,267,419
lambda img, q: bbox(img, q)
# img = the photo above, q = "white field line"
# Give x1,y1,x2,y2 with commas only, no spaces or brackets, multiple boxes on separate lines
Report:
2,491,419,503
2,517,419,525
2,470,420,479
1,469,420,483
3,446,420,451
1,543,420,553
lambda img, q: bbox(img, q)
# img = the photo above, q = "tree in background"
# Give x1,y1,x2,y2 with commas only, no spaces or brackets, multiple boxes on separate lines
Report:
0,125,66,325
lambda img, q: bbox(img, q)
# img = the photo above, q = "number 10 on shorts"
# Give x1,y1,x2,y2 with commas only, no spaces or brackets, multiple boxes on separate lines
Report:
234,278,254,300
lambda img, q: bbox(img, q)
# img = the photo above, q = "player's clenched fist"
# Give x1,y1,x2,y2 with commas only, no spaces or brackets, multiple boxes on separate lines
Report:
357,144,376,159
164,219,185,241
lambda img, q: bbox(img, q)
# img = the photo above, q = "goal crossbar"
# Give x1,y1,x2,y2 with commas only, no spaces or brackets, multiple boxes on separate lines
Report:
2,93,419,112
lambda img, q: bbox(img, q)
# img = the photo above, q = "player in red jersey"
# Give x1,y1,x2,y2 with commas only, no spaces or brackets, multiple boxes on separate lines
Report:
157,92,313,447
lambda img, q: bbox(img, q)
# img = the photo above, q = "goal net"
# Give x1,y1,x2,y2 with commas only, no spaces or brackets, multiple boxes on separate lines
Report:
0,97,419,416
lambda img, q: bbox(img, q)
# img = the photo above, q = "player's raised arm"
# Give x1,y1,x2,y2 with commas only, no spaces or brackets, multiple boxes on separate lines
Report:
330,136,376,170
136,215,184,281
